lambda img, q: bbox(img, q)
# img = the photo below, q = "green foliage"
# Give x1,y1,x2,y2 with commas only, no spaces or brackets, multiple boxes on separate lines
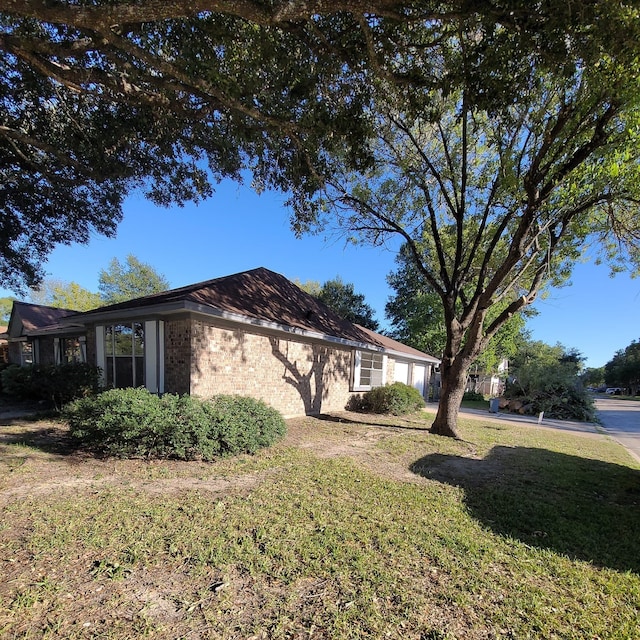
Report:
357,382,425,416
0,362,9,393
299,276,379,330
462,391,485,402
581,366,605,389
29,279,101,311
98,255,170,304
386,244,529,366
604,340,640,393
0,296,16,323
1,365,37,400
0,363,102,410
506,343,594,421
64,388,286,460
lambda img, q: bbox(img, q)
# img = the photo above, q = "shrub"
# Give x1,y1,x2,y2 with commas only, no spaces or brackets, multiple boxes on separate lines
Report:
0,362,11,393
462,390,486,402
1,364,37,400
63,388,287,460
1,362,101,410
360,382,425,415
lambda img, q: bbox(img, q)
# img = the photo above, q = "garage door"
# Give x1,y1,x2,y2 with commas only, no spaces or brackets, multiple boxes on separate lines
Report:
394,361,409,384
413,364,426,398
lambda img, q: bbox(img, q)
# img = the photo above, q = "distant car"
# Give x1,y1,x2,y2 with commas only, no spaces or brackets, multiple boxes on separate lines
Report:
605,387,622,395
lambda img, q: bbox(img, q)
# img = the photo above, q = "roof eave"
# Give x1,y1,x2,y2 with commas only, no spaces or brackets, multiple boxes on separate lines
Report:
65,299,436,360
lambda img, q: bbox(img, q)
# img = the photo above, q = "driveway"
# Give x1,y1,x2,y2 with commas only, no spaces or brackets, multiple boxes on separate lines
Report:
594,396,640,463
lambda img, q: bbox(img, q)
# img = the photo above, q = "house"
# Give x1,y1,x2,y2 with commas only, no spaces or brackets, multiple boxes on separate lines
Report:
467,358,508,398
0,326,8,364
3,268,440,417
2,302,87,367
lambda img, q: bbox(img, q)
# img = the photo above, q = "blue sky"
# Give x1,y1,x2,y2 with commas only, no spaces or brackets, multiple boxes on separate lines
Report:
3,179,639,369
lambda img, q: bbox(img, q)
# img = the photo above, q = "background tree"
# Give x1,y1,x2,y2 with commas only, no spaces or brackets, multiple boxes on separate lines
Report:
385,245,447,356
29,279,101,311
98,255,170,305
386,243,529,372
294,280,323,298
605,341,640,395
581,367,605,389
0,296,15,323
2,2,637,291
298,277,379,330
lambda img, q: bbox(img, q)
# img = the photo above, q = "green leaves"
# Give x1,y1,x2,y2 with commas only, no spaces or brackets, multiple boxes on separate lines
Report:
98,254,169,305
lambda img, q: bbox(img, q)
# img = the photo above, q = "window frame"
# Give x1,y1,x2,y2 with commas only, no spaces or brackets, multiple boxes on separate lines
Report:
104,322,145,388
352,349,387,392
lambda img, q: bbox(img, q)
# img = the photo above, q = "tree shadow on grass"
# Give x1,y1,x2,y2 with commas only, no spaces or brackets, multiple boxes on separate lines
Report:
410,446,640,574
316,412,432,431
0,421,75,457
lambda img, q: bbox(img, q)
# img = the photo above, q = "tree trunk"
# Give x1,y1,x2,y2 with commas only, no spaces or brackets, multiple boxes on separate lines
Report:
430,357,468,439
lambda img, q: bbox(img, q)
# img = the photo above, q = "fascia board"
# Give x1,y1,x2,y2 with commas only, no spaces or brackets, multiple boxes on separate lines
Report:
383,349,441,365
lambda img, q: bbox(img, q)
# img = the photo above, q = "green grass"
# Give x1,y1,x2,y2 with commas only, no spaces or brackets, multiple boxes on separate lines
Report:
460,399,490,411
0,412,639,638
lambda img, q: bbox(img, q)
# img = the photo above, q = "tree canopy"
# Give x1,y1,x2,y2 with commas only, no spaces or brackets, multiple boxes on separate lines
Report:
297,277,379,330
2,1,639,290
0,296,15,323
386,244,528,372
292,19,640,435
98,255,170,305
605,340,640,394
29,279,102,311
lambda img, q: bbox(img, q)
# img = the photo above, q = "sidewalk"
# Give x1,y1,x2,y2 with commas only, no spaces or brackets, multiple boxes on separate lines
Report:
423,402,603,436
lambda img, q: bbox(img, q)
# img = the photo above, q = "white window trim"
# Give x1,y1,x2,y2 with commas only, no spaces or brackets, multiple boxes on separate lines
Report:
352,350,387,392
96,321,163,393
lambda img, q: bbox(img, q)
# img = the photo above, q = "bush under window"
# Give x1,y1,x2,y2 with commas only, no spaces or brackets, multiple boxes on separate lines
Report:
353,382,426,416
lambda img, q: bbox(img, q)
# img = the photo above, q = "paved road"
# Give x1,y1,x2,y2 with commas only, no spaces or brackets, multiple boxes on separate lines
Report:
594,396,640,463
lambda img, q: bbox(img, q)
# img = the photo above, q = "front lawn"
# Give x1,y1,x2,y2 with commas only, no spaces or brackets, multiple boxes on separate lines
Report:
0,410,638,638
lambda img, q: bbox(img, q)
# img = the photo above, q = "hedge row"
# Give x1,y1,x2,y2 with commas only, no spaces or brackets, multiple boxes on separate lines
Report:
1,363,101,410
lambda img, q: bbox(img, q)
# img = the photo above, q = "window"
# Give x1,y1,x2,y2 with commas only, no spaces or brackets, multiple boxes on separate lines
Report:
353,350,386,390
20,341,33,366
104,323,144,388
61,338,85,363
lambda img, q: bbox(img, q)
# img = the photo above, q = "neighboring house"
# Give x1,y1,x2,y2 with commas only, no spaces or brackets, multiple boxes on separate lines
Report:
467,358,508,398
4,268,440,417
0,326,8,364
3,302,87,367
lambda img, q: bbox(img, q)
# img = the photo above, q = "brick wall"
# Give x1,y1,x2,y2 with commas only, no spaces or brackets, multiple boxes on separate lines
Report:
164,318,192,395
185,318,356,417
37,337,56,365
7,341,21,365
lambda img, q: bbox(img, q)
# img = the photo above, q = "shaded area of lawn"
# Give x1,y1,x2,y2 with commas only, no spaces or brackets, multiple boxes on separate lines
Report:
411,445,640,574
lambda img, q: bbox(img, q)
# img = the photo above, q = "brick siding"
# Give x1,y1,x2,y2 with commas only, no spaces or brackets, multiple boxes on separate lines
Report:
166,318,357,417
164,318,193,395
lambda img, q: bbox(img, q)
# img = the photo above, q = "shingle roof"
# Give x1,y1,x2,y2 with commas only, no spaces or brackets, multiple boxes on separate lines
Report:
10,302,79,336
356,325,440,362
74,267,439,361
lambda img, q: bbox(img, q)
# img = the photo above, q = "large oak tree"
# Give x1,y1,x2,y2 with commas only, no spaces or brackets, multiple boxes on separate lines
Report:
2,1,636,290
